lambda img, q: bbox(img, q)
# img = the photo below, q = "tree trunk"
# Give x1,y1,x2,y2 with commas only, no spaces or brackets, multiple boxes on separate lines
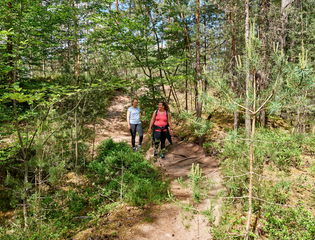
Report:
259,0,270,127
196,0,202,118
245,70,257,240
30,51,33,78
229,10,238,132
38,167,42,234
67,23,70,64
85,2,89,78
7,2,13,83
74,2,80,183
116,0,119,24
245,0,251,138
204,15,207,91
186,58,188,110
12,3,28,228
280,11,288,52
42,59,46,78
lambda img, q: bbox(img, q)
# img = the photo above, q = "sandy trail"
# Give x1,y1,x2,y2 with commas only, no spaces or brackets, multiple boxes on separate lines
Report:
92,94,132,148
74,93,223,240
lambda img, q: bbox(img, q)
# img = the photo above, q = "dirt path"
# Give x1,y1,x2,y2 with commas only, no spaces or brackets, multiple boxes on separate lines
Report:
93,94,131,147
74,93,223,240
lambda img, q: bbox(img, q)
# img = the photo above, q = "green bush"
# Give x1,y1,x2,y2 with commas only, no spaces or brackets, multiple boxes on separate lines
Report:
215,129,315,238
88,138,169,206
220,129,305,196
262,205,315,239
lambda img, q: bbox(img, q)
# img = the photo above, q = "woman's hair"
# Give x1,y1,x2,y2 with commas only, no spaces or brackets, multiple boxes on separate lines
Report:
160,101,169,111
132,98,138,104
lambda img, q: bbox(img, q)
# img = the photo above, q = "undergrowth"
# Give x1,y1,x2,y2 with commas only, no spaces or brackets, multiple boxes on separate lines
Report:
0,139,169,239
212,128,315,239
88,138,169,206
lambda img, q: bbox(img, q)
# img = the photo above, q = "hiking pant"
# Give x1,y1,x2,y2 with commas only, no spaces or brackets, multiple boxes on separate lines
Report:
130,123,143,148
154,130,166,151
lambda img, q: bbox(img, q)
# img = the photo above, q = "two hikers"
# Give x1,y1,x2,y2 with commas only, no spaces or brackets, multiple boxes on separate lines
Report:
127,100,173,158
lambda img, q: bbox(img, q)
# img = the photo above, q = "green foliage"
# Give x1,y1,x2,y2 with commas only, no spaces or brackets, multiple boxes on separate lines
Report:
262,205,315,239
270,181,291,204
88,138,169,206
178,110,212,140
188,163,203,202
215,128,315,237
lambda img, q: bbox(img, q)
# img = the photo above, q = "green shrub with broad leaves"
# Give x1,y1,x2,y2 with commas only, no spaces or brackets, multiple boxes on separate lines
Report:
88,138,169,206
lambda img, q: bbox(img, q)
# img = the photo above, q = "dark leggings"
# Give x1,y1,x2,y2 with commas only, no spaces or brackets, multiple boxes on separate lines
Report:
130,124,143,148
154,130,166,151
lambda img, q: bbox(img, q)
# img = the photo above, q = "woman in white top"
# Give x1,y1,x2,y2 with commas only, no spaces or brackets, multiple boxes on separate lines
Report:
127,98,143,151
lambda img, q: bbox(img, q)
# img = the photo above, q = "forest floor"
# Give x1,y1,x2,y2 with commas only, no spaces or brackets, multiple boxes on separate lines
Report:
73,93,223,240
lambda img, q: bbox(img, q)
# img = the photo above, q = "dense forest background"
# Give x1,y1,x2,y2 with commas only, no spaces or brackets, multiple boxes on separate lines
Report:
1,0,315,239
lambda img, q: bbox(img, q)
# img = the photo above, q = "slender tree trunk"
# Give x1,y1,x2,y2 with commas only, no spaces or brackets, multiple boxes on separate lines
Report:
74,2,80,183
245,69,257,240
196,0,202,117
30,51,33,78
92,119,96,161
23,157,28,229
67,23,70,64
280,11,288,52
120,157,124,203
38,167,42,234
42,59,46,78
229,10,238,132
149,68,156,107
259,0,270,127
194,81,198,110
186,58,188,110
7,2,13,83
245,0,251,138
85,2,89,78
245,113,256,240
116,0,119,24
204,15,207,91
191,86,193,111
12,3,28,228
75,17,80,80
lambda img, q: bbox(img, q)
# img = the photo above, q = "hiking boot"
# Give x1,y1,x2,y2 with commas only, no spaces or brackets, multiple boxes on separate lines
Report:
161,153,165,160
133,147,136,152
137,145,141,151
154,151,158,157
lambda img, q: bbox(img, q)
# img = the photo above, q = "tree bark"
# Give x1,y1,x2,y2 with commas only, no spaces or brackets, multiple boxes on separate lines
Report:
259,0,270,127
245,70,257,240
204,14,207,91
229,10,238,132
7,2,13,83
38,167,42,234
245,0,251,138
280,8,288,52
12,3,28,228
74,2,80,183
42,59,46,78
186,57,188,110
196,0,202,118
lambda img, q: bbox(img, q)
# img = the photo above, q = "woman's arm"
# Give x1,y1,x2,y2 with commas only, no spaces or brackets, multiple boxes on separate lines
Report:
148,112,156,133
127,110,131,129
168,112,173,135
